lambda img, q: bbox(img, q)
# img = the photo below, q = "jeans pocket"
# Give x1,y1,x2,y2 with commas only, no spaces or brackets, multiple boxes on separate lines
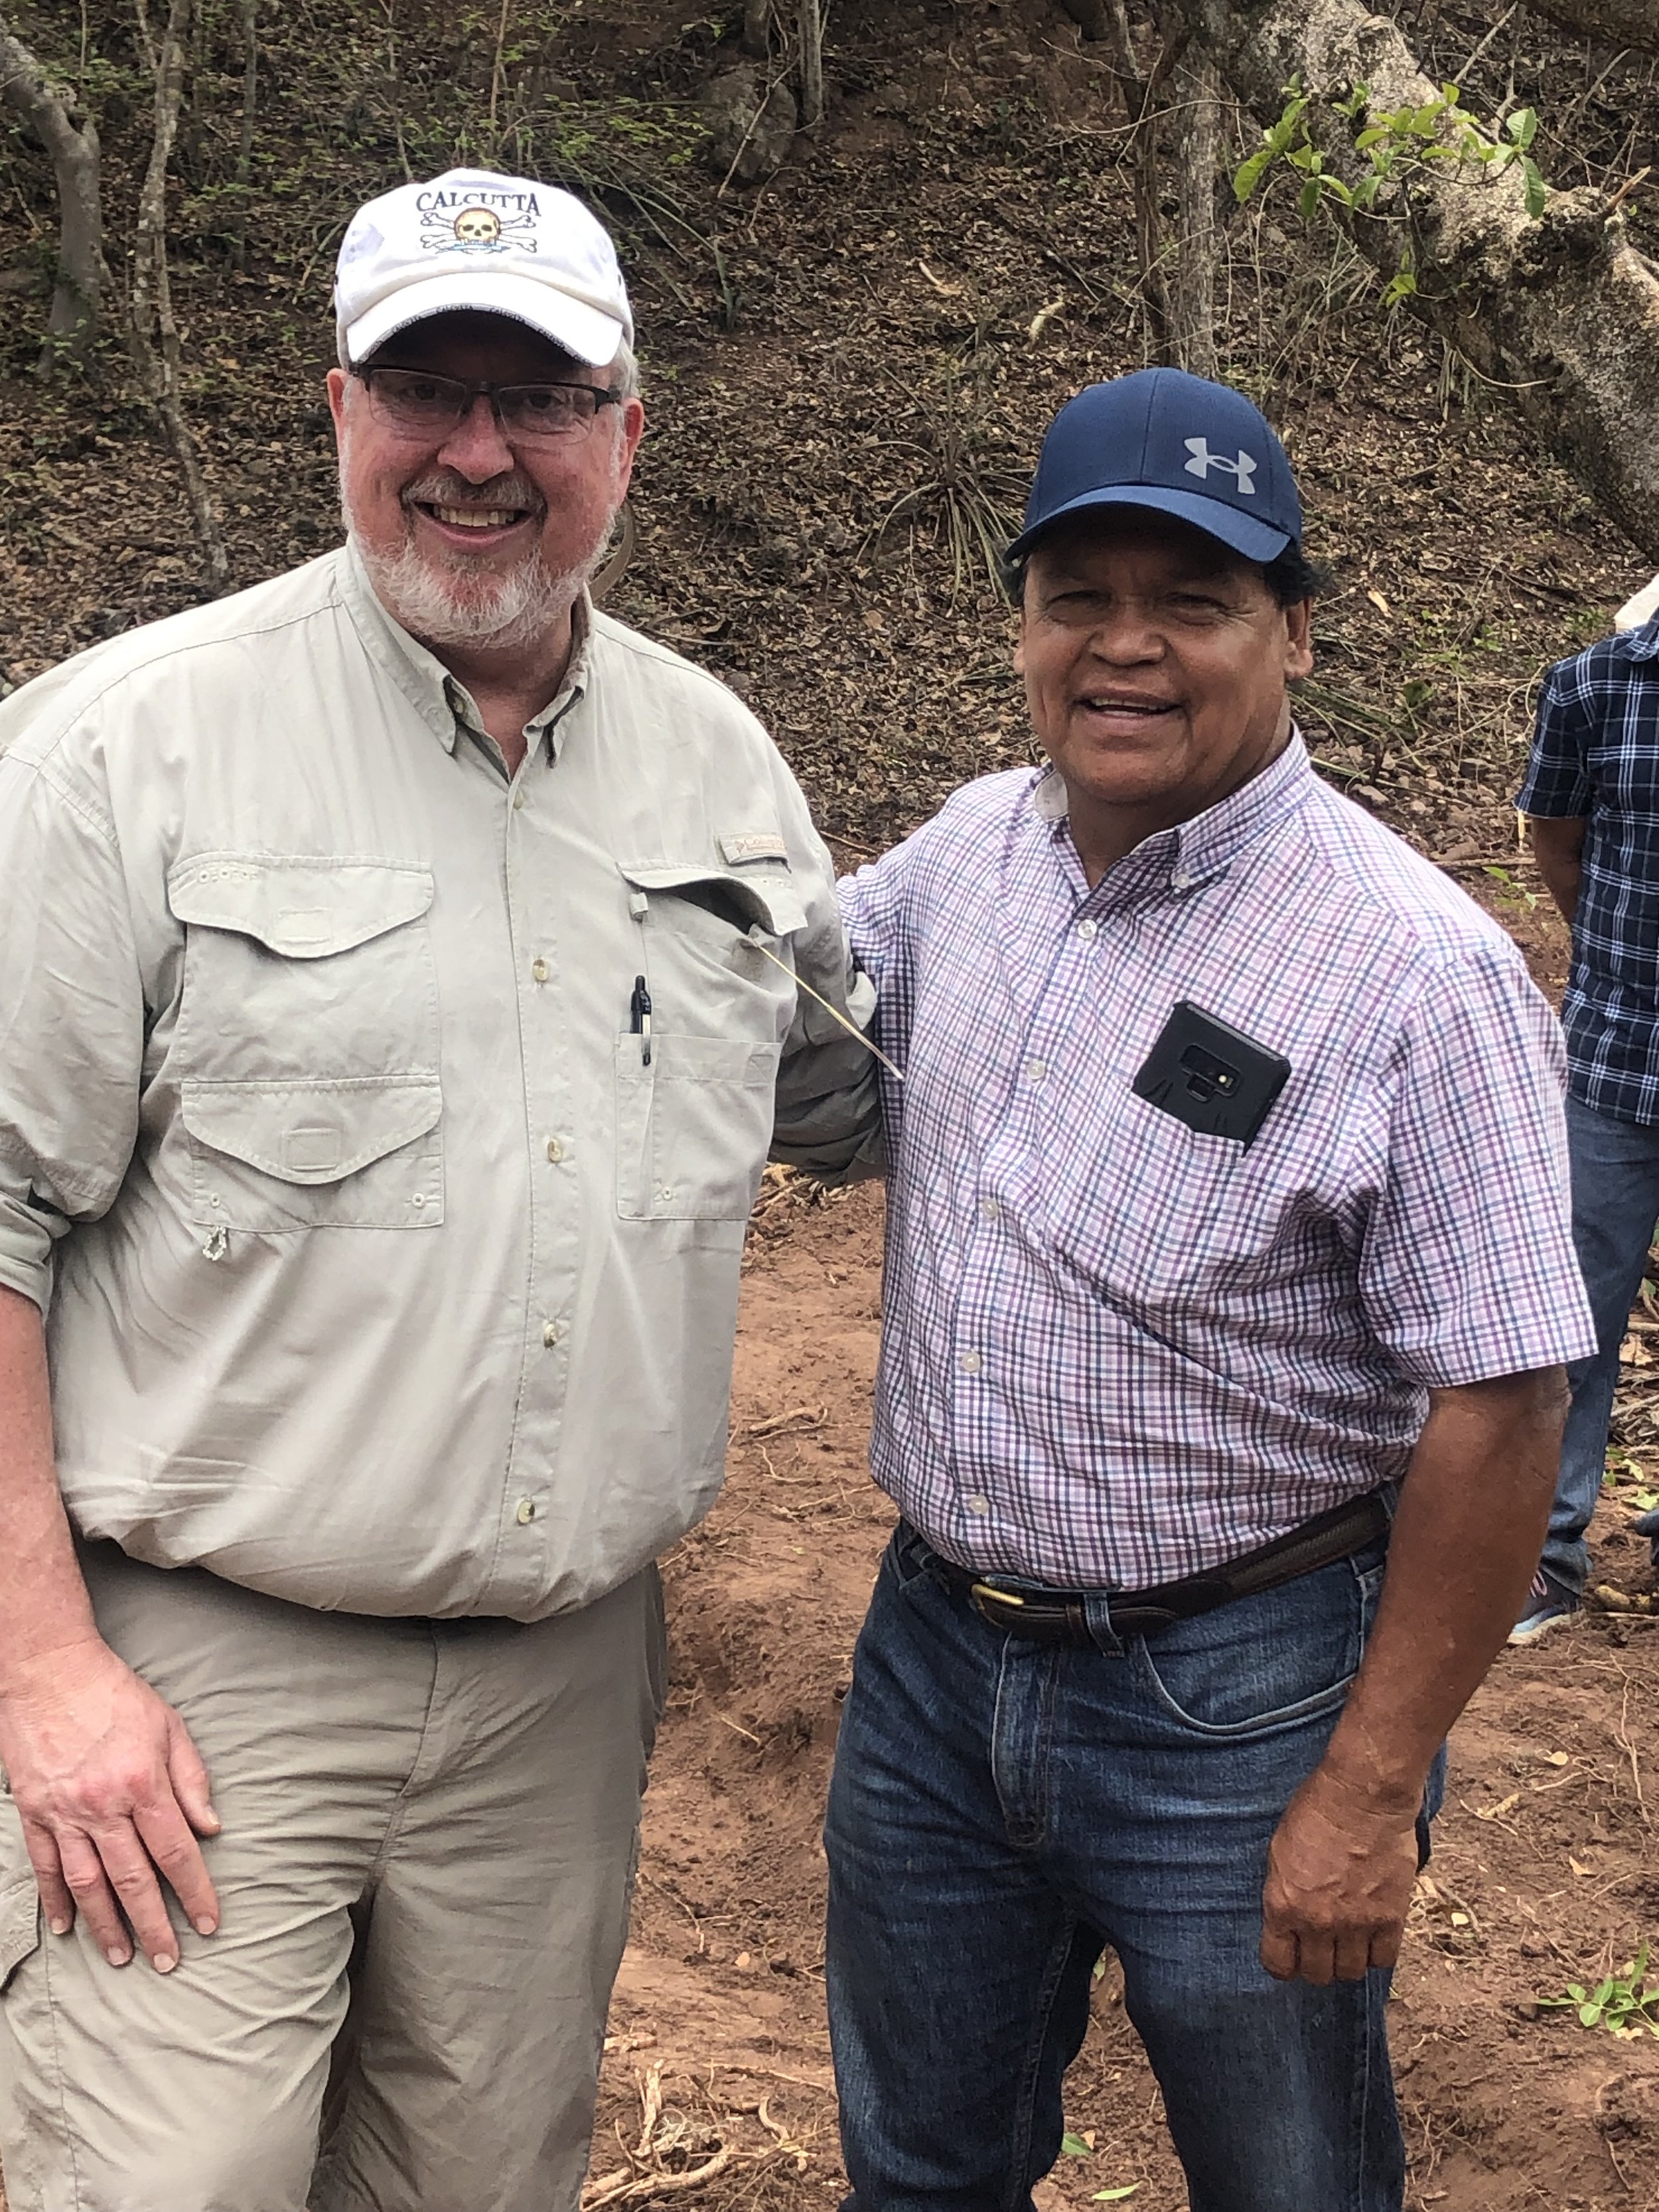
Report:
1131,1554,1375,1739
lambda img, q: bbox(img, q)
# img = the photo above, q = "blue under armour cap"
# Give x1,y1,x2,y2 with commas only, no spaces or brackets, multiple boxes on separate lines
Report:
1007,368,1303,566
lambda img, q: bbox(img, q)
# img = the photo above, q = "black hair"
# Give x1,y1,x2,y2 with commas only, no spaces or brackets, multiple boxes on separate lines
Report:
1000,534,1329,609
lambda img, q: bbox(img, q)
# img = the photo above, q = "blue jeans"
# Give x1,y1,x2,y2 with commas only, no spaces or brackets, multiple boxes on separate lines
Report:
825,1522,1441,2212
1544,1094,1659,1593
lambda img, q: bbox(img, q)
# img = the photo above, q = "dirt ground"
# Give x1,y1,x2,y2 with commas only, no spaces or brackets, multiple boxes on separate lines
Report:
598,1165,1659,2212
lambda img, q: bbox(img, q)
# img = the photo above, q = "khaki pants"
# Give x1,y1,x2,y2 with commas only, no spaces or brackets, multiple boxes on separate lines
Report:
0,1544,665,2212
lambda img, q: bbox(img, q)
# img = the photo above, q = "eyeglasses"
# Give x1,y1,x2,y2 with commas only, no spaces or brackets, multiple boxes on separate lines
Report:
353,365,624,442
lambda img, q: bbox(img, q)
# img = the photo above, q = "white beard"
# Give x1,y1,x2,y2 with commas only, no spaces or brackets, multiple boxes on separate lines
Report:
340,465,617,656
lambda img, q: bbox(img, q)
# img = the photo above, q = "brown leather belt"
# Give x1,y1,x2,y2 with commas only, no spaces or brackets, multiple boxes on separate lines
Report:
931,1491,1391,1647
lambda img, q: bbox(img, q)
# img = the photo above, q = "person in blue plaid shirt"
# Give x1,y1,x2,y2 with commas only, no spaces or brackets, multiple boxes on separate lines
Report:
1512,616,1659,1641
822,370,1595,2212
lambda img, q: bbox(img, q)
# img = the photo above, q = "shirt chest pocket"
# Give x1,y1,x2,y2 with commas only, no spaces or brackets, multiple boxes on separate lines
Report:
614,863,807,1223
166,853,443,1232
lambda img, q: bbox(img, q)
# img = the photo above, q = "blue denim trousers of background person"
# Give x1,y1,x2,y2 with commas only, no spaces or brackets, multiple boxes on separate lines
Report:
1543,1094,1659,1593
825,1520,1443,2212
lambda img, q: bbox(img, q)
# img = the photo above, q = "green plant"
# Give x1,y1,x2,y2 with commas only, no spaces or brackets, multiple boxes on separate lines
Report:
1602,1454,1659,1512
1480,864,1538,915
1539,1945,1659,2039
1234,80,1548,305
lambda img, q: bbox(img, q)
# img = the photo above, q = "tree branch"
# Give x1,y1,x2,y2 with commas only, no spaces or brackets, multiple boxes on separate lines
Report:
129,0,228,589
0,13,108,367
1172,0,1659,556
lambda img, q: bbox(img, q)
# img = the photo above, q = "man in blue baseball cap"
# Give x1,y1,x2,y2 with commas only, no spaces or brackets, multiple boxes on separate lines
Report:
822,369,1593,2209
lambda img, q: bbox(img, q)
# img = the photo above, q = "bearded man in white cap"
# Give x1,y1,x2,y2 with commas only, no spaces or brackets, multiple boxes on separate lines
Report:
0,171,875,2211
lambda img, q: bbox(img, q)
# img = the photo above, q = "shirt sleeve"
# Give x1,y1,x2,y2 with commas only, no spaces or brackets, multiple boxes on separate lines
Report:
0,746,144,1311
1357,942,1596,1387
1515,655,1593,819
766,767,885,1183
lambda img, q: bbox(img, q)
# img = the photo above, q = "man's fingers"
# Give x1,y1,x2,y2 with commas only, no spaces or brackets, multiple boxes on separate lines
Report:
56,1827,136,1966
1290,1931,1336,1987
83,1821,179,1971
1333,1929,1376,1982
1258,1919,1299,1982
133,1793,220,1939
1368,1923,1404,1974
19,1817,76,1939
165,1714,220,1842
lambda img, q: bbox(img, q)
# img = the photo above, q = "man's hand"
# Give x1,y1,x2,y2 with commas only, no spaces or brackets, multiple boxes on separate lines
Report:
1260,1764,1419,1984
1259,1367,1565,1989
0,1636,220,1972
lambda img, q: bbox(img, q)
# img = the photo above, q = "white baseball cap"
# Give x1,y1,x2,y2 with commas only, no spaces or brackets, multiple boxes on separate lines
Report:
334,168,633,368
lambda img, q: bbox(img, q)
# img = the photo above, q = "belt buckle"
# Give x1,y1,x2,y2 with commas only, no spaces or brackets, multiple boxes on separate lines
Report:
968,1580,1028,1629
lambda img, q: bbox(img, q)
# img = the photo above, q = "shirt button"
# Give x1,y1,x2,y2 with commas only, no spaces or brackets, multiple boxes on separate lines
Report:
532,957,549,984
1075,919,1098,941
512,791,526,812
965,1493,991,1517
516,1498,538,1524
411,1193,426,1209
1171,869,1191,890
1025,1059,1048,1084
542,1319,561,1348
959,1350,983,1376
545,1136,565,1163
979,1195,1001,1221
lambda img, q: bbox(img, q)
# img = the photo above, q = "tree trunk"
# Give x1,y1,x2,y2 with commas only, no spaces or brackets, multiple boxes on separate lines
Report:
1171,0,1659,558
1103,1,1190,360
741,0,770,58
1527,0,1659,50
1171,50,1221,376
0,17,108,368
796,0,824,129
230,0,257,272
129,0,229,590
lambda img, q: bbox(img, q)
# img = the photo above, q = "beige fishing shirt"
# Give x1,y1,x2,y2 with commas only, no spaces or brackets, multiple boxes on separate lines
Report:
0,546,877,1620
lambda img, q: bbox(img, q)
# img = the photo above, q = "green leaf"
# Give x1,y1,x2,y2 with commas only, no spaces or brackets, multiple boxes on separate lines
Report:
1233,148,1275,202
1354,125,1391,151
1299,177,1324,221
1060,2134,1093,2159
1522,157,1547,217
1352,175,1382,210
1092,2192,1141,2203
1507,107,1539,149
1580,2002,1604,2027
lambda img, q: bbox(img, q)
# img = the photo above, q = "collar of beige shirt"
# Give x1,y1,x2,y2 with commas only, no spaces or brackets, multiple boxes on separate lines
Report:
337,538,595,762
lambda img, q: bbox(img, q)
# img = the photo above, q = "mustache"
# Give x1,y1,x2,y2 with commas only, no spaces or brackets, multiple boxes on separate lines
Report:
400,469,543,514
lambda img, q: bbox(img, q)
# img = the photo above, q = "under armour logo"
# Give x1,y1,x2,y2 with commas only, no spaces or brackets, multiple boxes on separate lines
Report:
1184,437,1258,494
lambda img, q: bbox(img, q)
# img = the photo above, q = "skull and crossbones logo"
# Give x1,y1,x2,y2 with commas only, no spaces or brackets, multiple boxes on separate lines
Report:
451,206,502,248
417,189,538,255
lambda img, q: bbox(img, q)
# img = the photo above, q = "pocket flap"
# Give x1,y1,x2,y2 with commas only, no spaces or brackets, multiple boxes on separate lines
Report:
168,855,435,958
0,1877,40,1991
621,863,808,940
181,1076,442,1184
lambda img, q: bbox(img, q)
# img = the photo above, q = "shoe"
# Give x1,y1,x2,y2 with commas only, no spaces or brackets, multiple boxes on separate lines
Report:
1633,1507,1659,1574
1508,1568,1581,1645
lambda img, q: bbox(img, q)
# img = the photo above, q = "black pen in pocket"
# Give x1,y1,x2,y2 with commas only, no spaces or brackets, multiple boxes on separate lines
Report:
629,974,652,1066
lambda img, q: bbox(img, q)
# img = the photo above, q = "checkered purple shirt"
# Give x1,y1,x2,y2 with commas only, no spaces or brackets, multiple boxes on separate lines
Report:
839,737,1596,1591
